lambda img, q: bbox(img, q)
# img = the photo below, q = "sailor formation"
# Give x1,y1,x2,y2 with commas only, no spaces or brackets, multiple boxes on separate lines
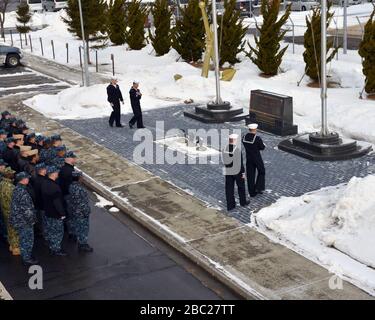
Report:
0,110,93,266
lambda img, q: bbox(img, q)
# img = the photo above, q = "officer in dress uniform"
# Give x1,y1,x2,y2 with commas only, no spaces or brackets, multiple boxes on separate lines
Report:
3,137,19,172
129,80,145,129
68,171,93,253
9,172,37,266
31,163,48,238
41,166,67,256
242,123,266,197
222,134,249,211
107,77,124,128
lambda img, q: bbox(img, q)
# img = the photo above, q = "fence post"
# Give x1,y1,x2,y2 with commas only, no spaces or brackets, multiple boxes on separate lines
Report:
19,33,23,49
79,46,82,68
40,37,44,56
66,43,69,63
24,33,28,46
95,50,98,72
111,53,115,76
10,30,13,46
29,34,33,52
51,40,55,59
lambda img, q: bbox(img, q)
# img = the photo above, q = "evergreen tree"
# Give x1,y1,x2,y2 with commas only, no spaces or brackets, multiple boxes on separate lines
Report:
358,7,375,94
303,3,338,81
62,0,108,64
217,0,247,66
247,0,291,75
172,0,205,62
124,0,148,50
107,0,126,45
16,2,32,40
149,0,172,56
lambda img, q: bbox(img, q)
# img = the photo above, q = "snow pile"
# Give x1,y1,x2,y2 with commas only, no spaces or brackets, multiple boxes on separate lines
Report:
254,175,375,295
94,193,114,208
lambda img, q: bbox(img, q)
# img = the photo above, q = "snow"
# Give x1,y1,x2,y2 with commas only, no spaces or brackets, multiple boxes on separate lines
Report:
94,192,113,208
252,175,375,296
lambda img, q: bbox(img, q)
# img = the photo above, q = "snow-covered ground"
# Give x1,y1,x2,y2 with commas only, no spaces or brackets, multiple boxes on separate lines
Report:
3,5,375,296
252,175,375,296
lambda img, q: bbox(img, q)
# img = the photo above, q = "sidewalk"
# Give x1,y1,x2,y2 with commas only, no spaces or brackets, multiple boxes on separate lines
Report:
1,93,372,300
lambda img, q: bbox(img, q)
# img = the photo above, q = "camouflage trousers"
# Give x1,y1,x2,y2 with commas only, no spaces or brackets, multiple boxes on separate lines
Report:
17,227,34,261
44,216,64,252
1,210,19,249
71,215,89,245
64,195,74,235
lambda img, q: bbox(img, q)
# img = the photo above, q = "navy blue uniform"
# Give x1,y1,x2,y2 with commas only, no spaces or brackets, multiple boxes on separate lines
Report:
222,143,247,210
41,177,66,251
9,184,36,261
242,133,266,196
107,84,123,127
129,87,144,128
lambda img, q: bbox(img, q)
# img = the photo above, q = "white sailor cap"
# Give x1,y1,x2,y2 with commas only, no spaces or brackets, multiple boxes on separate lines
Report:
229,134,239,139
110,76,118,81
133,80,140,84
247,123,258,130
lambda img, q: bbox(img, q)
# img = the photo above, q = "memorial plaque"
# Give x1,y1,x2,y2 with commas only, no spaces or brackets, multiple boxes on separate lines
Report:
248,90,298,136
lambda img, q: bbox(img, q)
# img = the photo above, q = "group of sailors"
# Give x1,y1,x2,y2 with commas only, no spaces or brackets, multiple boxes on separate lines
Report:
0,110,92,266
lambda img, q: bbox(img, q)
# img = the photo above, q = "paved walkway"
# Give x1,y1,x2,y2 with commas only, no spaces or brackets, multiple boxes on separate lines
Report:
0,192,224,300
1,94,372,299
61,105,375,224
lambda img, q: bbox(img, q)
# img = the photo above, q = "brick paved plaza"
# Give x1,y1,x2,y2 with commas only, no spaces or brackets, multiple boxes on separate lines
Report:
61,104,375,224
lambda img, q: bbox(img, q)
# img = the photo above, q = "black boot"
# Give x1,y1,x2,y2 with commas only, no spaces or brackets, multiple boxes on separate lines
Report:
68,234,77,242
78,244,93,253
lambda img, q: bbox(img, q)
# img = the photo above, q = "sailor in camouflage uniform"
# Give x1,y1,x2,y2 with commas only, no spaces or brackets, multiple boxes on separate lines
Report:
35,135,45,152
0,167,20,255
39,137,54,165
41,166,67,256
50,145,66,169
68,171,93,252
0,111,12,130
0,159,8,241
9,172,38,265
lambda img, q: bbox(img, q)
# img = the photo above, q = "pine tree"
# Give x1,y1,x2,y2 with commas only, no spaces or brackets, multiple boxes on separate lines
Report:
172,0,205,62
16,2,32,37
149,0,172,56
247,0,291,76
303,3,338,81
217,0,247,66
62,0,108,64
358,7,375,94
124,0,148,50
107,0,126,45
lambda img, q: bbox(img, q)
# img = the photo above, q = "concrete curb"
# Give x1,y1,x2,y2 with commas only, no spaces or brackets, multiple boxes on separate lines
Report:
81,172,266,300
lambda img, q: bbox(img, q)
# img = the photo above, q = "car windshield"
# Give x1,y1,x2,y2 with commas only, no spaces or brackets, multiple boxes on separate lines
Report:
28,0,42,3
55,0,67,2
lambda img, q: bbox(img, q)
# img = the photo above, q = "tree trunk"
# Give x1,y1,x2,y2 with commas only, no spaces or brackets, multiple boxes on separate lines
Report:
0,19,4,39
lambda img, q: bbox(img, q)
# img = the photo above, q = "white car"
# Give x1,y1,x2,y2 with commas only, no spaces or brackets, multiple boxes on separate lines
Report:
333,0,362,6
287,0,319,11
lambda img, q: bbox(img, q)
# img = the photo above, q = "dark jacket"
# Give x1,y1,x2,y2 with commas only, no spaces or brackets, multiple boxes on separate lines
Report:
17,156,29,173
31,174,47,211
9,184,36,230
58,162,74,196
242,133,265,165
3,147,19,171
222,143,245,176
41,178,66,219
129,88,142,108
107,84,123,105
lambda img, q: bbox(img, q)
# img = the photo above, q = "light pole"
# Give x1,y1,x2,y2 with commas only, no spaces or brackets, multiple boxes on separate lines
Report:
343,0,348,54
211,0,222,105
321,0,328,136
78,0,90,87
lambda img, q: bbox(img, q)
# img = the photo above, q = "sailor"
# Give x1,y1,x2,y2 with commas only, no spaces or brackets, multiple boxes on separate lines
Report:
222,134,249,211
242,123,266,197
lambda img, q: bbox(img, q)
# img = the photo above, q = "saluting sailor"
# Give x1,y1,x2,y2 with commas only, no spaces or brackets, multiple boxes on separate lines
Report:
242,123,266,197
222,134,249,211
